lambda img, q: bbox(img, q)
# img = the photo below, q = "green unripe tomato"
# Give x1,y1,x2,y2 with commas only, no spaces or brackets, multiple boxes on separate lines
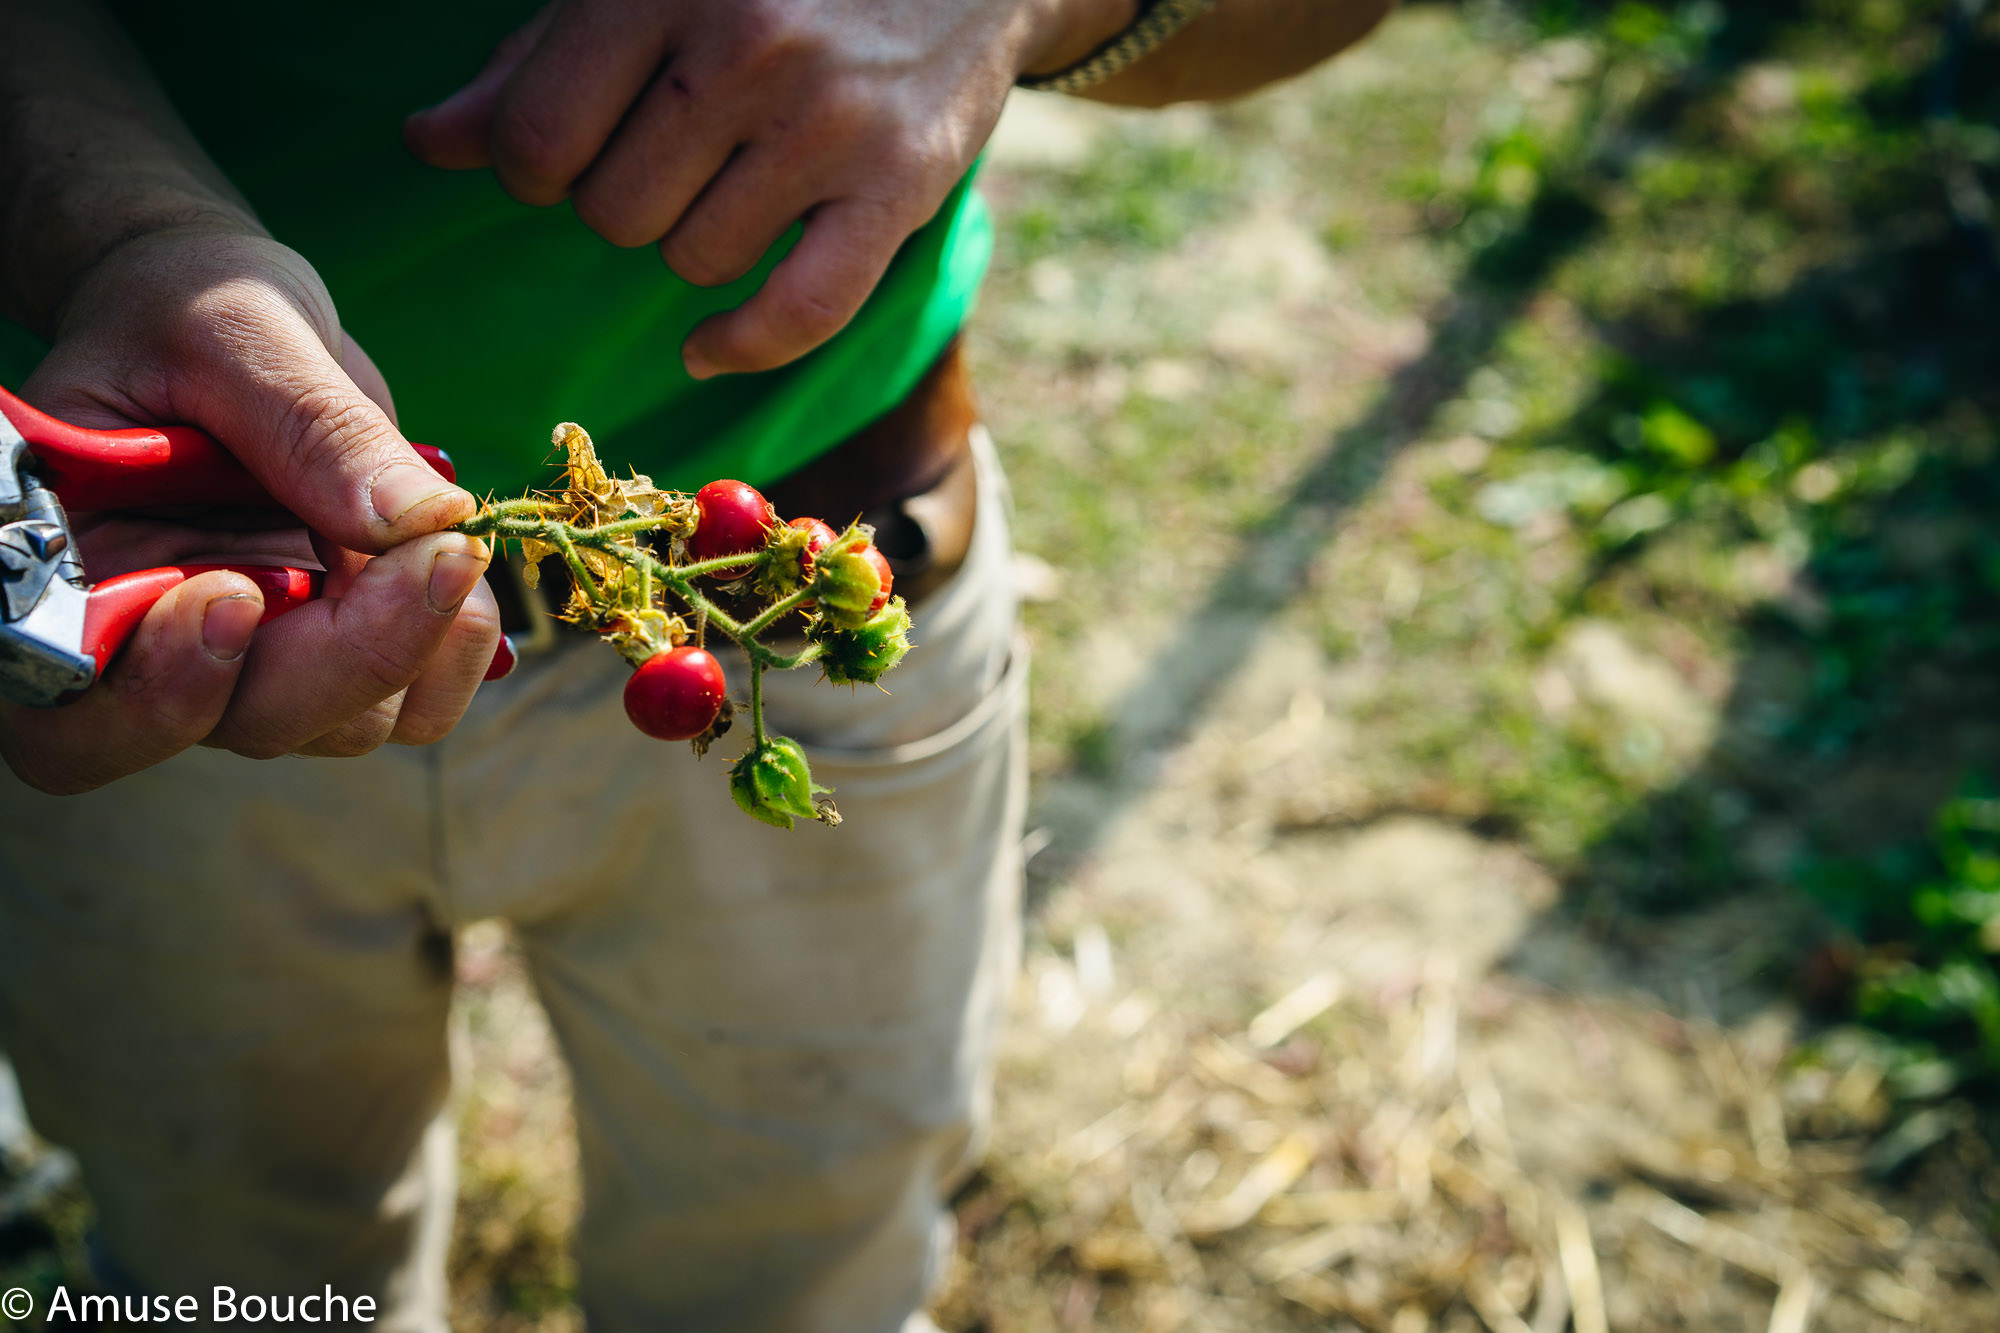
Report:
815,597,913,686
729,736,833,829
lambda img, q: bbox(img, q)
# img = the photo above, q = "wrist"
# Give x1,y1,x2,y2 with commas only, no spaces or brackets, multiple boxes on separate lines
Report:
1019,0,1140,78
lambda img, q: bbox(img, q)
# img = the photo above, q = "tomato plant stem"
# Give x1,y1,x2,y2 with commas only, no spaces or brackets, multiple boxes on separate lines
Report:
548,527,603,603
457,489,863,762
738,589,811,640
749,658,767,747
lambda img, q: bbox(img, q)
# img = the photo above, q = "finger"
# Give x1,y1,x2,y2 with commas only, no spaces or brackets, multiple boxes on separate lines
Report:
204,533,492,759
657,145,821,288
403,3,558,170
389,579,502,745
570,61,743,248
0,571,264,794
487,0,681,207
293,693,407,758
179,294,473,552
299,331,401,588
308,531,370,590
680,199,903,378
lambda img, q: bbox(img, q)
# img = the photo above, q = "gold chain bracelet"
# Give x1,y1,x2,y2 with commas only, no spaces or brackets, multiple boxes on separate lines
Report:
1016,0,1222,94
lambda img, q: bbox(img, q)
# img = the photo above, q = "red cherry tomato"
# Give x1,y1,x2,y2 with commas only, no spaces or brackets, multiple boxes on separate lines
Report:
858,542,893,617
688,479,777,577
623,645,727,741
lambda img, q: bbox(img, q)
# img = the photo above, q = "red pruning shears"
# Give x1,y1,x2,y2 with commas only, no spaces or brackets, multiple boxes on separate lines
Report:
0,384,491,708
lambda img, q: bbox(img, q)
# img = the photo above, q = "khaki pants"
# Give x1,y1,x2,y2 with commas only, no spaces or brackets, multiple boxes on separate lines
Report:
0,432,1026,1333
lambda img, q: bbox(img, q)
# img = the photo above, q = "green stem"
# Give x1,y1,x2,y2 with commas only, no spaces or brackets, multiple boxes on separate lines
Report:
451,508,813,667
548,527,602,603
738,588,811,640
584,515,679,540
669,579,746,641
749,658,767,747
762,642,823,672
454,499,555,534
663,549,780,581
486,497,558,518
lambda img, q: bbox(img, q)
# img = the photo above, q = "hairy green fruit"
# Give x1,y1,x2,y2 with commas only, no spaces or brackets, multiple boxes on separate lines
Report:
814,597,913,686
729,736,837,829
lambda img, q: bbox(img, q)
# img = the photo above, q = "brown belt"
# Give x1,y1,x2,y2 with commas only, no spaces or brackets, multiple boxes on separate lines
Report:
489,338,980,639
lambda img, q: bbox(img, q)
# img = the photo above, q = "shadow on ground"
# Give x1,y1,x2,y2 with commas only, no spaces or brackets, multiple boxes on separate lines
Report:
1030,0,1812,892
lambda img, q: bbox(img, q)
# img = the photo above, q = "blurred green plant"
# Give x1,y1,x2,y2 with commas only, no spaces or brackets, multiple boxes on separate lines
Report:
1804,786,2000,1094
1449,0,2000,1096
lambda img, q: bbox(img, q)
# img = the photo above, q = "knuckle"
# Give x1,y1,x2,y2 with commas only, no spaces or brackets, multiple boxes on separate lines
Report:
874,135,950,205
107,660,218,748
224,733,292,763
263,264,343,341
278,388,384,480
729,2,812,71
773,282,850,343
390,707,457,748
808,77,876,138
310,727,382,759
313,697,404,757
492,100,579,195
348,635,424,699
142,698,219,751
573,184,656,249
662,233,747,288
176,280,289,359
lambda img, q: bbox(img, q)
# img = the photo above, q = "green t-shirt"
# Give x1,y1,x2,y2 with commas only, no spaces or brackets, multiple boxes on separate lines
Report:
0,3,989,497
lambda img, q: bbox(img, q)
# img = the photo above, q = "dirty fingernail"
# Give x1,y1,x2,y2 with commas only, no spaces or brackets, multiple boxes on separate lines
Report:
428,550,487,615
201,594,263,662
374,463,462,526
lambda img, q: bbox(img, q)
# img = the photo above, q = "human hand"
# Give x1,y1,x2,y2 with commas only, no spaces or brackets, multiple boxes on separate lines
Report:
403,0,1133,378
0,227,501,794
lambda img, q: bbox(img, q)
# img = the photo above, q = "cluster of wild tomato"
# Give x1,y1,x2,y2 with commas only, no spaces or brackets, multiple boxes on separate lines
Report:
458,424,911,828
620,477,899,742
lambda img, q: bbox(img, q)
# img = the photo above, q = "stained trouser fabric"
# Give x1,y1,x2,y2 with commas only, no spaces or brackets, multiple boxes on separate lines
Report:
0,430,1026,1333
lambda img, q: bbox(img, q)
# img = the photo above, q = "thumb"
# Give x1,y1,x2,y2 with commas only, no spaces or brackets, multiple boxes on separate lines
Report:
185,299,473,553
404,4,557,170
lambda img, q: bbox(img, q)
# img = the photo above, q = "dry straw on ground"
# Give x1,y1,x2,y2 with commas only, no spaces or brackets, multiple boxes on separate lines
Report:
932,940,2000,1332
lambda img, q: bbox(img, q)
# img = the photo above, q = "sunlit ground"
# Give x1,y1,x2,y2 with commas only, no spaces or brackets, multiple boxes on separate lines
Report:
6,2,2000,1329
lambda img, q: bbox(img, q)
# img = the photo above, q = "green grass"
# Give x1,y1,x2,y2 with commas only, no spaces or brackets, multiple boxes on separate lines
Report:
981,0,2000,1101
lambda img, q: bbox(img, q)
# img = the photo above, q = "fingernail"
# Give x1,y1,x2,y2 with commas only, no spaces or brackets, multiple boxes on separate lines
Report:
201,594,263,662
374,463,463,526
484,634,518,681
682,348,715,381
428,549,488,614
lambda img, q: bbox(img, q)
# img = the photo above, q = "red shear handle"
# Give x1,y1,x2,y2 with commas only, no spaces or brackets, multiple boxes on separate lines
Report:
80,565,322,677
77,562,516,692
0,386,455,510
